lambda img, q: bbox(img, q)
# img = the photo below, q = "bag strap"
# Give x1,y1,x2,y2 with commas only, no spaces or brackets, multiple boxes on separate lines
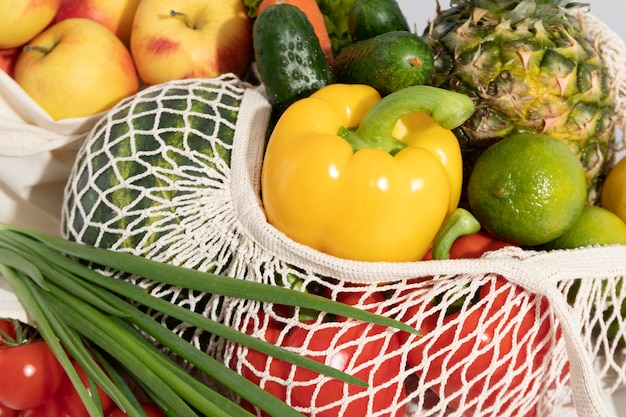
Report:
486,245,626,417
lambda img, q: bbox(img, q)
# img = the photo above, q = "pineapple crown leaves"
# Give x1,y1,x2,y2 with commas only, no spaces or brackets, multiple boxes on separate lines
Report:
434,0,597,54
447,0,590,26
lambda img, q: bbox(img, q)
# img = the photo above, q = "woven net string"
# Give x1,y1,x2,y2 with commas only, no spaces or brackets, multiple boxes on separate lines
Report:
582,13,626,141
232,87,626,416
61,11,626,417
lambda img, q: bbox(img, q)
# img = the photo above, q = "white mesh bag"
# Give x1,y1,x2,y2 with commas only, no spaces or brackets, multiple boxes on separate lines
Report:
61,16,626,417
0,70,107,236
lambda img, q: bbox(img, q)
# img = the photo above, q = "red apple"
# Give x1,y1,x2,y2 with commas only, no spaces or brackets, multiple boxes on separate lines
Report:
14,18,140,120
130,0,253,85
51,0,141,46
0,0,61,49
0,47,20,77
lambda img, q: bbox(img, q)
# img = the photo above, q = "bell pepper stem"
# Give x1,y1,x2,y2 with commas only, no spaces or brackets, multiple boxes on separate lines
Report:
431,208,482,260
339,85,475,155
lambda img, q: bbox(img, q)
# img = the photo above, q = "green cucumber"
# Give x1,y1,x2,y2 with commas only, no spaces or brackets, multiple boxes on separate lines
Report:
332,31,434,96
348,0,410,43
253,3,333,114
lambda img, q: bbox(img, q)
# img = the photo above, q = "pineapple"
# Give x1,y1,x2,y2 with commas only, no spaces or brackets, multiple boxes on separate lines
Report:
424,0,617,204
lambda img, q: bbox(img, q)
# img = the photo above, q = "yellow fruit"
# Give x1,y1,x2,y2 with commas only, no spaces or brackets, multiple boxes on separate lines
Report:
543,205,626,250
14,19,139,120
601,157,626,224
467,133,587,246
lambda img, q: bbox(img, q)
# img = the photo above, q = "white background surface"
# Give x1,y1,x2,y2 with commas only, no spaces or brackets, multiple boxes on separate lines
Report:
1,1,625,415
396,1,626,415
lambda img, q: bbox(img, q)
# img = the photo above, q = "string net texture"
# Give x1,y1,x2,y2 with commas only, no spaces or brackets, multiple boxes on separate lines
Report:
62,13,626,417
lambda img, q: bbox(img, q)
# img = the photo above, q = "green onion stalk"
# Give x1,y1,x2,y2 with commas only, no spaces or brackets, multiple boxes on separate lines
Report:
0,223,415,417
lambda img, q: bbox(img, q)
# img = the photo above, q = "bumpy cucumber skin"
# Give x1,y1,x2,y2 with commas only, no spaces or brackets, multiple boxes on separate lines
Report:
253,4,333,113
348,0,410,43
332,31,434,96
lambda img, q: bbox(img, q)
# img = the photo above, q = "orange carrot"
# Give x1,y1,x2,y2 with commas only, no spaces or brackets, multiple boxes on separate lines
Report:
258,0,334,65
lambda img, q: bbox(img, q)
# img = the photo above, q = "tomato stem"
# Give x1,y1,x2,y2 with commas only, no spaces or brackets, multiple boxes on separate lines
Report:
431,208,482,260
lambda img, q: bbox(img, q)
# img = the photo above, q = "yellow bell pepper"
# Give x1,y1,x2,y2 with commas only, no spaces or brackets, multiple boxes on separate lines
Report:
261,84,475,262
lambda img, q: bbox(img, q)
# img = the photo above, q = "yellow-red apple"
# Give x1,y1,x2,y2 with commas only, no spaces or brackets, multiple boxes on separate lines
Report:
14,18,140,120
0,0,61,49
130,0,253,85
51,0,141,46
0,47,20,77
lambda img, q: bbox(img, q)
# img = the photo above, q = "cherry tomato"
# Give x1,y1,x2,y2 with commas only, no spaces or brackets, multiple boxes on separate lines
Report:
55,360,115,417
106,402,164,417
0,340,64,410
18,396,68,417
0,404,17,417
284,321,406,417
0,319,18,351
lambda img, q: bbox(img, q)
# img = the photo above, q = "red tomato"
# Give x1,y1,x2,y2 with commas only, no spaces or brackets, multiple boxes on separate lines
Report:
0,319,18,351
18,396,68,417
106,402,164,417
0,341,64,410
402,276,554,416
335,289,387,322
55,360,115,417
422,230,512,260
0,404,17,417
231,312,288,417
398,232,560,416
284,321,406,417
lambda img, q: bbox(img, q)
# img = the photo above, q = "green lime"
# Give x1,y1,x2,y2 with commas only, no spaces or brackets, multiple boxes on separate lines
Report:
543,205,626,250
547,204,626,347
467,133,587,246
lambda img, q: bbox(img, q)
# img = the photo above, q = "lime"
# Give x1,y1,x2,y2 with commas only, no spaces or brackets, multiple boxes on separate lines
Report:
542,205,626,250
601,156,626,224
467,133,587,246
545,204,626,348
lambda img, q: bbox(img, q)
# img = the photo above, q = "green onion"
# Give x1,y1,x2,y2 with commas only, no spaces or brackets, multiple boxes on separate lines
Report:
0,223,416,417
17,226,415,332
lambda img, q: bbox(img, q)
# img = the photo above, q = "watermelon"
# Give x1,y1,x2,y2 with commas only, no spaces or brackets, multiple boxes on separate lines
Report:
64,78,238,253
62,74,272,347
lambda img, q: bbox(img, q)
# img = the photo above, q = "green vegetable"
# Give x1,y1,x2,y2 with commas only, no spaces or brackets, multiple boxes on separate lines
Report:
0,223,416,417
348,0,410,42
244,0,355,56
332,30,435,96
253,3,333,114
316,0,355,54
